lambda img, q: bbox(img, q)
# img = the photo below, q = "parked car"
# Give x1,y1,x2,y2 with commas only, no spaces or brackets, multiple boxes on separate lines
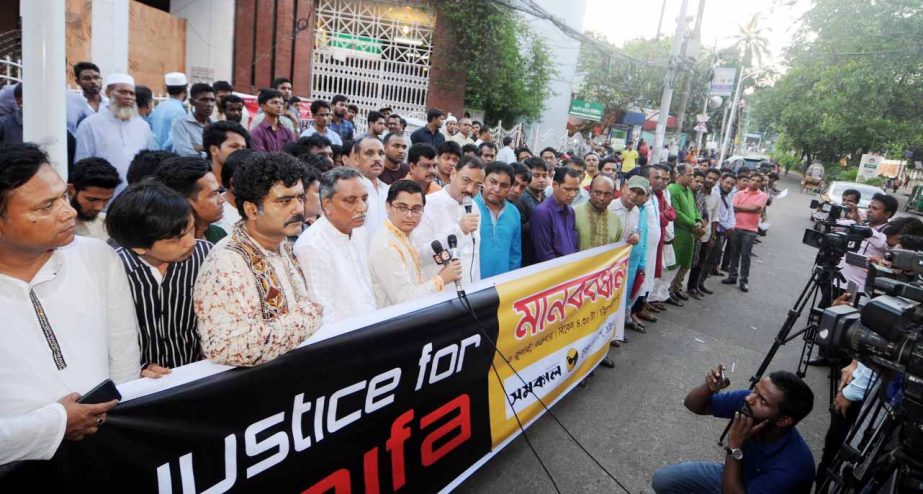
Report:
724,155,770,173
811,180,885,224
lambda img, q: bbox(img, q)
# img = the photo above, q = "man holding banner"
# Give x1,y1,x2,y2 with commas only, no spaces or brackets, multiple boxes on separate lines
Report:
194,152,322,367
369,180,462,306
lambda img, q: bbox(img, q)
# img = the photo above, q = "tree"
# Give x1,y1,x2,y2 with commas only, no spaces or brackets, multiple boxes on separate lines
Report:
751,0,923,165
432,0,556,124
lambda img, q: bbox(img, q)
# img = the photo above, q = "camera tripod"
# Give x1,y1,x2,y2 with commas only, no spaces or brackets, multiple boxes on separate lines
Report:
819,377,923,493
718,255,844,445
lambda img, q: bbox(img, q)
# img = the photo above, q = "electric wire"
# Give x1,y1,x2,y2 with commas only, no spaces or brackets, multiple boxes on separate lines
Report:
454,289,633,494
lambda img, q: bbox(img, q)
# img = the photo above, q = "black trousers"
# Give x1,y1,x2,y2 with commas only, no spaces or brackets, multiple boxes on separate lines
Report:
687,241,712,291
727,229,758,282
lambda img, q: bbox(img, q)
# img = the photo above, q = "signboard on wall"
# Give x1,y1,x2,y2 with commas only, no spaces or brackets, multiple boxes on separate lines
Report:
569,99,605,122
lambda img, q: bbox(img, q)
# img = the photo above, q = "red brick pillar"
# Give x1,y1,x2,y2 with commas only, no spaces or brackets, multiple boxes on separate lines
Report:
233,0,256,93
291,0,315,97
426,12,466,116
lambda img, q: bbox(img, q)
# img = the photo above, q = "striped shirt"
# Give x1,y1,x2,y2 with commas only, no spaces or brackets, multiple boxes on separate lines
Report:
115,240,213,368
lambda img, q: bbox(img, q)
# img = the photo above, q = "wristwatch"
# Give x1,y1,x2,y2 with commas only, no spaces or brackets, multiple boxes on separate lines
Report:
725,447,744,460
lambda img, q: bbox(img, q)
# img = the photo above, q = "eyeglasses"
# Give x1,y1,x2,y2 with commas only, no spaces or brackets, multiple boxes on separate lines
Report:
391,204,424,216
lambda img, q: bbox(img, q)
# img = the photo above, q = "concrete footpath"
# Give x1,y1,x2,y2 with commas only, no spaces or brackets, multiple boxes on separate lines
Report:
459,174,841,493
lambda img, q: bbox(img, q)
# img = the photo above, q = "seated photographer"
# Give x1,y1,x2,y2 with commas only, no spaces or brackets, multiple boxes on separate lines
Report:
652,365,815,494
839,193,897,289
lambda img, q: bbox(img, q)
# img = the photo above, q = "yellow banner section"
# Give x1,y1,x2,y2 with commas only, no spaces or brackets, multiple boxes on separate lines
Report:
488,245,631,446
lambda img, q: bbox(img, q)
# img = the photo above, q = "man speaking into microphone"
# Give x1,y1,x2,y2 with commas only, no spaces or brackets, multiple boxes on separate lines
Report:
369,180,462,307
415,155,485,286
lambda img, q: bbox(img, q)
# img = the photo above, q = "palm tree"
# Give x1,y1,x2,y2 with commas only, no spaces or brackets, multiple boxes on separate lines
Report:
731,14,770,68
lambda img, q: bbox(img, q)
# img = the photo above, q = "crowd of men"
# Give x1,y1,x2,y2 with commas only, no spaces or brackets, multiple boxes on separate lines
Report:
4,63,918,493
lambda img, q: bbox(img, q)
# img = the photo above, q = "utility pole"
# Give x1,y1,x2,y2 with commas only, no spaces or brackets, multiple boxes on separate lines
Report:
656,0,668,39
674,0,707,151
651,0,689,164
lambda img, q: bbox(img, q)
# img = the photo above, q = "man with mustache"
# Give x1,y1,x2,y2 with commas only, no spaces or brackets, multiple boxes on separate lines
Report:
350,136,389,238
74,73,155,196
194,152,322,366
170,83,216,157
414,155,485,286
652,365,815,494
404,143,442,195
67,157,122,243
295,167,376,324
107,180,210,372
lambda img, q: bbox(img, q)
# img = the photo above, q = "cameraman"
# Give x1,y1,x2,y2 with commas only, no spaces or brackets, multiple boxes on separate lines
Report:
652,365,815,494
838,193,897,292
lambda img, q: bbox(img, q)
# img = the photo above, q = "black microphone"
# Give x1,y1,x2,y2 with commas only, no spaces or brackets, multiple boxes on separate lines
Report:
444,235,463,293
431,240,450,265
463,196,473,214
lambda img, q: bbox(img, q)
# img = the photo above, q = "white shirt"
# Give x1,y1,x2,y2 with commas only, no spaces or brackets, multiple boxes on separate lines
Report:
213,201,241,236
608,197,639,241
75,213,109,243
0,237,141,464
414,188,481,286
294,217,376,324
641,194,663,294
359,174,389,240
369,220,444,307
74,107,156,196
701,191,721,243
497,145,516,163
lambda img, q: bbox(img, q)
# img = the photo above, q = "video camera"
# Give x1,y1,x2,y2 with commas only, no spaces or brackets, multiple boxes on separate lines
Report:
863,249,923,296
803,200,873,266
814,275,923,428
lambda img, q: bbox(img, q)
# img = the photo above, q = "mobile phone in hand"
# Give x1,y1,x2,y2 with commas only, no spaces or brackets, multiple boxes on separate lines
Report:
77,379,121,404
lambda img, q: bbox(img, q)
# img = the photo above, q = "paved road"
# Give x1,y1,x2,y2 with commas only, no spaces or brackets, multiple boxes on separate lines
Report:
458,174,845,493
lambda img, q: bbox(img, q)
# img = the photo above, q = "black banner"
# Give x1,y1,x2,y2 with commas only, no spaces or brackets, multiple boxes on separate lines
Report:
5,289,501,493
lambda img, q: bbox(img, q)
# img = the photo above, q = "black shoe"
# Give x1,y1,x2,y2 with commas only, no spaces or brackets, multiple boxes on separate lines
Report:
698,284,714,294
739,281,749,292
673,290,690,301
806,356,832,367
665,296,684,307
721,277,738,285
601,357,615,368
610,340,622,347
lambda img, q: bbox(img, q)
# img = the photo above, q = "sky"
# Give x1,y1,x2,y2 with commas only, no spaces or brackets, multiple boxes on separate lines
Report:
582,0,813,70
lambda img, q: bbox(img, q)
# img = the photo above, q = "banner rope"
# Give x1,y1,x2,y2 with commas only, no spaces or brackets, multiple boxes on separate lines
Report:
456,290,633,494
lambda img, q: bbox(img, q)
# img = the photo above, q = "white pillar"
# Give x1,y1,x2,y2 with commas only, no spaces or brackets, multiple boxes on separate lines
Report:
651,0,689,164
21,0,68,178
91,0,130,76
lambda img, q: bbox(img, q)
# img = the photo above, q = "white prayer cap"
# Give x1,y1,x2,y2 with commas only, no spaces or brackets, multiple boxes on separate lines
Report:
105,73,135,87
445,115,457,123
164,72,188,86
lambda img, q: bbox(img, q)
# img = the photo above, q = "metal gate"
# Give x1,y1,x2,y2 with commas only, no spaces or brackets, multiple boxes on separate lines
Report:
311,0,434,129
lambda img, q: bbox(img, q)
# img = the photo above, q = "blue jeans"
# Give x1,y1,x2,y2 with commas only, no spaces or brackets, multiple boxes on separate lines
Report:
652,462,723,494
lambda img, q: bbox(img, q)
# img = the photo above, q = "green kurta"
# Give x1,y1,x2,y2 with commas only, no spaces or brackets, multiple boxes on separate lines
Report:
574,202,623,251
666,183,702,268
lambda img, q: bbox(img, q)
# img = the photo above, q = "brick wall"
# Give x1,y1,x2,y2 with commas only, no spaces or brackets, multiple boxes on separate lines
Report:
426,11,466,117
233,0,314,96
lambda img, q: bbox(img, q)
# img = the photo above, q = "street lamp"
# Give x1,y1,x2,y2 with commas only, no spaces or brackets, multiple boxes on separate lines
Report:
717,70,759,166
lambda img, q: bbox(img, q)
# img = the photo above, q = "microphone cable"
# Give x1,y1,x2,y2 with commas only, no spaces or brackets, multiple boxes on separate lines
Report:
453,288,632,494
